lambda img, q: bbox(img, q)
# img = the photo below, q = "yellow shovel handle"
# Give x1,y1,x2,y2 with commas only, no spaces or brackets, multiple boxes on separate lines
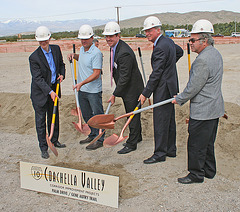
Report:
52,81,60,124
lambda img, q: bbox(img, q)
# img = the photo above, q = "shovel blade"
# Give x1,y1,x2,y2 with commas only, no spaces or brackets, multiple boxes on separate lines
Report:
73,122,91,136
87,114,115,128
46,135,58,156
114,135,128,146
103,134,119,148
82,124,91,136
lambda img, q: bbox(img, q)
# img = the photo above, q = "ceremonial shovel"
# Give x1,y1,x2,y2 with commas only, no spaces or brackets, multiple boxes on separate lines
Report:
70,59,91,135
88,98,174,137
86,102,112,147
103,101,141,147
46,80,60,156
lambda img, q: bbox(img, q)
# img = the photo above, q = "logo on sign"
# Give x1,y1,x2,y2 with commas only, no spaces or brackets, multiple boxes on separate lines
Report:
31,166,43,180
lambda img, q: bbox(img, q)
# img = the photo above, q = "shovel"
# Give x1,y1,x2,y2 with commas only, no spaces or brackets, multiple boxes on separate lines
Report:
103,101,141,147
70,59,91,136
138,47,151,106
71,44,79,116
46,80,60,157
88,98,175,130
86,102,112,147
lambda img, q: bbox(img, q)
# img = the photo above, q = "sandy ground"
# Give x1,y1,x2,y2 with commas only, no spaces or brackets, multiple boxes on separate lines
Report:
0,41,240,211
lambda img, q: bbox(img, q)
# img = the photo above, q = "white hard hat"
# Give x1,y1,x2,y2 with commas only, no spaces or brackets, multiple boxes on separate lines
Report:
78,24,94,39
102,22,121,36
35,26,51,41
191,19,214,34
142,16,162,31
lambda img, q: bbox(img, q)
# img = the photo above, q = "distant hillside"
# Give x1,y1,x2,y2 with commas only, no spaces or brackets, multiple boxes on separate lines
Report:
1,10,240,37
95,10,240,29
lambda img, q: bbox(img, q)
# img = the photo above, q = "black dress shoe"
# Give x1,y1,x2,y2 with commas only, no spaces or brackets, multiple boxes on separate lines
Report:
117,146,136,154
41,151,49,159
54,141,66,148
79,137,94,144
86,142,103,150
143,156,166,164
178,176,204,184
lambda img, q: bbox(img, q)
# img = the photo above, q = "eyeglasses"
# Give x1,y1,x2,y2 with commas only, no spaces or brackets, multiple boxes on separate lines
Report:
188,38,202,43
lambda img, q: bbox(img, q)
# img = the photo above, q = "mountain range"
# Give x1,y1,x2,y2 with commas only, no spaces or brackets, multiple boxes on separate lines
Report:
0,19,113,37
1,10,240,37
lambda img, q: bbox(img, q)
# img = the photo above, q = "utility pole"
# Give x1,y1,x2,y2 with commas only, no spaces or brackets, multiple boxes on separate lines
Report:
235,18,237,32
115,7,121,25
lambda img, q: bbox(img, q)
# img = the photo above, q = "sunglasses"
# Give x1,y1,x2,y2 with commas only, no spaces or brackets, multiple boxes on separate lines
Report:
188,38,202,43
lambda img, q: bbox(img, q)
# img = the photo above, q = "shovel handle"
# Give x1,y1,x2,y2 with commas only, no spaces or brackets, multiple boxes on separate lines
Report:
130,101,141,119
133,98,174,115
105,102,112,114
70,60,80,108
52,80,60,124
73,44,77,82
138,47,147,85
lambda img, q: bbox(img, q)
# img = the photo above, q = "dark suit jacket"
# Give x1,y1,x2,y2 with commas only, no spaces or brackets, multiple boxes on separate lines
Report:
29,44,65,107
142,35,183,100
112,40,144,101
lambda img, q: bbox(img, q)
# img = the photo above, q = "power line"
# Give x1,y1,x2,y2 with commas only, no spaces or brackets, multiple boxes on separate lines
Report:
5,0,224,20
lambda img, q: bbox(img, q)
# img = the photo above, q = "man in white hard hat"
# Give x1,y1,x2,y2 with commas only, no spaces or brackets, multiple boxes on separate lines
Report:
68,24,104,150
29,26,66,159
138,16,183,164
103,21,144,154
172,19,224,184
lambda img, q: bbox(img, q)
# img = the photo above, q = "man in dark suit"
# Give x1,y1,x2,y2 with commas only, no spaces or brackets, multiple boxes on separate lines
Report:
29,26,66,159
139,16,183,164
103,22,144,154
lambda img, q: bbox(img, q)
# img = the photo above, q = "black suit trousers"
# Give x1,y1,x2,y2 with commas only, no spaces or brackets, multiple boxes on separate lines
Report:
122,98,142,149
153,101,176,158
33,95,59,152
187,118,219,181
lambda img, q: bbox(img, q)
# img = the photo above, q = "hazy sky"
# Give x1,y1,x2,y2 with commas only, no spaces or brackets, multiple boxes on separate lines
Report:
1,0,240,22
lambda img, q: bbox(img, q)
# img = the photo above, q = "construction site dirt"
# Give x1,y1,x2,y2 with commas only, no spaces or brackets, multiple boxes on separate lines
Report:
0,39,239,211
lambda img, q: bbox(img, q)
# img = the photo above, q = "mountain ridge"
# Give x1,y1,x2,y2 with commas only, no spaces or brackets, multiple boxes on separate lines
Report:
1,10,240,36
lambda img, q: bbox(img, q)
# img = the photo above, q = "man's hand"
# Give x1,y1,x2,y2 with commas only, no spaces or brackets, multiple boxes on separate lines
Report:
50,91,59,102
172,95,178,104
67,53,75,61
57,75,64,83
108,95,115,105
73,82,83,92
138,94,146,105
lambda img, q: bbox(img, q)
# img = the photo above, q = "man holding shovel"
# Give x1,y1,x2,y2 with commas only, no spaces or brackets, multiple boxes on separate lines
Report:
172,20,224,184
29,26,66,159
68,24,104,150
138,16,183,164
103,21,144,154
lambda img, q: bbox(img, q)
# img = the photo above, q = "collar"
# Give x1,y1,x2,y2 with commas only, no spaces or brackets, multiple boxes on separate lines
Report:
83,43,95,53
112,40,119,54
154,34,162,46
41,46,51,54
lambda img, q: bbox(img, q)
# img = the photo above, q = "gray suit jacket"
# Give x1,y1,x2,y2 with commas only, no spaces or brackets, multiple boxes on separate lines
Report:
176,45,224,120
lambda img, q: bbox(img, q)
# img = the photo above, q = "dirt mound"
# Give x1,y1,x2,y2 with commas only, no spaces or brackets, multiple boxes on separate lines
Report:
1,93,240,179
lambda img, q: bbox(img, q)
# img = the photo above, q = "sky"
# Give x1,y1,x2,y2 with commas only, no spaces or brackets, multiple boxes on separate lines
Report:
1,0,240,22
